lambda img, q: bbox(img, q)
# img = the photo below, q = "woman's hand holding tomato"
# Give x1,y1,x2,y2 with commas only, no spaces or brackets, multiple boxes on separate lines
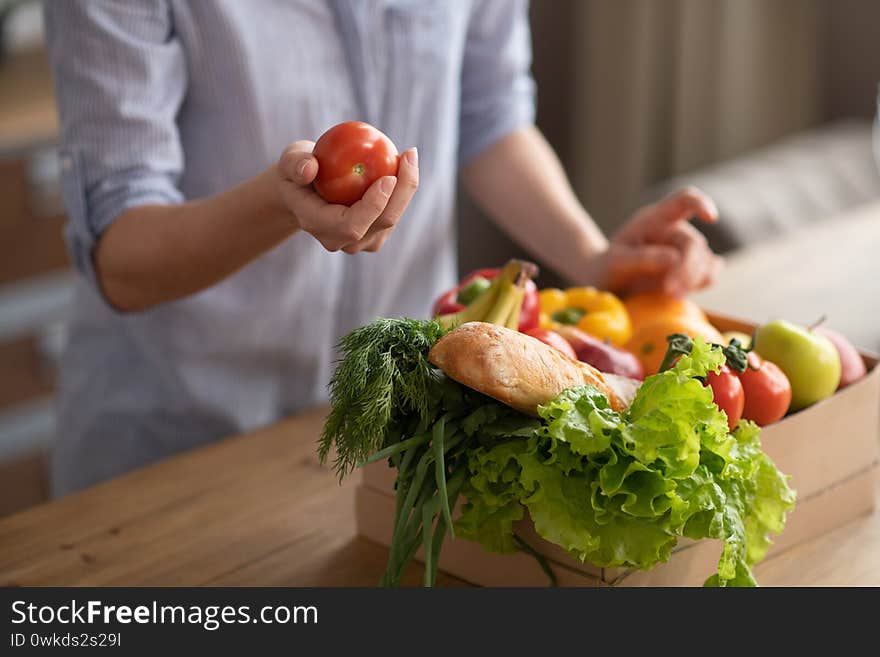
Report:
277,121,418,254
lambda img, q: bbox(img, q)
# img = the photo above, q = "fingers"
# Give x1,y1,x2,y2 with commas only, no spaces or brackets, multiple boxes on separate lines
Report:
658,186,719,224
657,223,721,295
623,186,719,240
281,175,394,252
614,243,679,275
610,187,721,294
279,176,327,228
336,175,397,241
343,147,419,253
290,175,392,252
353,228,393,253
364,148,418,237
278,140,318,185
700,253,724,289
278,176,388,252
606,242,680,291
607,226,721,296
662,224,709,293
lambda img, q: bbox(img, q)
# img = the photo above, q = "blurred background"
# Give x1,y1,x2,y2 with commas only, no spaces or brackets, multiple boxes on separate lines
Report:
0,0,878,515
462,0,880,263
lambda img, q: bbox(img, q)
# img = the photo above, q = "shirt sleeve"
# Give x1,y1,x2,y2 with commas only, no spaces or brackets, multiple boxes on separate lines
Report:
43,0,187,295
457,0,537,167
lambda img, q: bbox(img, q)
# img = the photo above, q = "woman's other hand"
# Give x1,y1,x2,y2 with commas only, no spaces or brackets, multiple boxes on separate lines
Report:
603,187,723,296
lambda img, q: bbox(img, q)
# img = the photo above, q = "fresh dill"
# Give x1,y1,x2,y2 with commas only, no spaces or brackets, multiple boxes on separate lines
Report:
317,315,554,587
318,317,448,479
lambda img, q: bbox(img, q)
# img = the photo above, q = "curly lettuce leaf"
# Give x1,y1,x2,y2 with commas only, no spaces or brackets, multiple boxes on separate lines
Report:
456,438,529,553
733,421,797,564
518,446,678,568
673,335,725,378
456,337,795,587
538,385,620,456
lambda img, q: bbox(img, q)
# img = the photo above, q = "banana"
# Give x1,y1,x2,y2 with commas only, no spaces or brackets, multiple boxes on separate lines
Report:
438,259,536,331
504,287,524,330
484,281,518,325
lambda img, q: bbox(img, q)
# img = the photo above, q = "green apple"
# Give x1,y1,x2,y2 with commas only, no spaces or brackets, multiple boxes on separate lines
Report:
753,319,841,411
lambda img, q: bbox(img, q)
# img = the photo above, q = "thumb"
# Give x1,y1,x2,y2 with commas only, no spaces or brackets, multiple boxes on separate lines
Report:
279,140,318,185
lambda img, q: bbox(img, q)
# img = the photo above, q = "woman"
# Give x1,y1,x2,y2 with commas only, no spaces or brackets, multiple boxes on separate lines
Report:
45,0,721,495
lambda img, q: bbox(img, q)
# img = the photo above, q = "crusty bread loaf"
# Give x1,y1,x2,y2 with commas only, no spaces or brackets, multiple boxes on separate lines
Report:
428,322,625,415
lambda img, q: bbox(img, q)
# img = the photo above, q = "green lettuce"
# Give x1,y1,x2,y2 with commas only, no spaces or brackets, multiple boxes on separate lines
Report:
456,337,795,586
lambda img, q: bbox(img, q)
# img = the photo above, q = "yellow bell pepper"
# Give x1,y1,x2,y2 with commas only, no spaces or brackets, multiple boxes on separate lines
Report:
538,287,632,345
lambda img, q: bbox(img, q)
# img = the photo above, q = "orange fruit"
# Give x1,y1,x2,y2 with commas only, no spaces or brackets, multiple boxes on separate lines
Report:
625,315,723,375
623,292,708,331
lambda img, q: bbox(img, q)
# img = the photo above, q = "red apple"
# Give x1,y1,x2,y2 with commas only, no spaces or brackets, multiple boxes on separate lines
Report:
555,326,644,380
813,326,867,389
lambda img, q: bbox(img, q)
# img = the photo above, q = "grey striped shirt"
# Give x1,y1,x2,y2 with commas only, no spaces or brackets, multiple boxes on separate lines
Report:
44,0,535,494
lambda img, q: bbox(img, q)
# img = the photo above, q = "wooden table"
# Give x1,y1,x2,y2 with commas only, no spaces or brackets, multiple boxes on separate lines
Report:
694,201,880,352
1,407,878,587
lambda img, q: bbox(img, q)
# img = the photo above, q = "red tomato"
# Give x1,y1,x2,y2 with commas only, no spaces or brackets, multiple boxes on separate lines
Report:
738,352,792,426
312,121,399,206
524,328,577,360
705,365,745,432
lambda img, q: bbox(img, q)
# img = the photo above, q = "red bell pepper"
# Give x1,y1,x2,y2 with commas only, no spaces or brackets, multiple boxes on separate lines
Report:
431,288,465,317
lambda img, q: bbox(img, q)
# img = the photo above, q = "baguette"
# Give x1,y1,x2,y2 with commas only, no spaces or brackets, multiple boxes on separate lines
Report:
428,321,626,414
